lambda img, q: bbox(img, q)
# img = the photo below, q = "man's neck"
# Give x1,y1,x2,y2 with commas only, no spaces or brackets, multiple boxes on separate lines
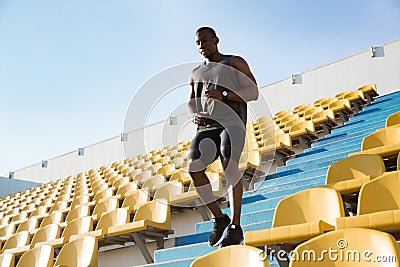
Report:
205,52,224,63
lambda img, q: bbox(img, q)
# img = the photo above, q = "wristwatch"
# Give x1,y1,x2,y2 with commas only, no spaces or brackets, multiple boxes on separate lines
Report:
221,90,229,102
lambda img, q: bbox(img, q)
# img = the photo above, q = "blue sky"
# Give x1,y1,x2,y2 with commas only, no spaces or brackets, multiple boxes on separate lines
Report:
0,0,399,176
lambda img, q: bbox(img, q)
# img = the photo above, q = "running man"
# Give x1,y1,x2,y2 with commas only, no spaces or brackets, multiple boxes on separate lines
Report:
187,26,259,247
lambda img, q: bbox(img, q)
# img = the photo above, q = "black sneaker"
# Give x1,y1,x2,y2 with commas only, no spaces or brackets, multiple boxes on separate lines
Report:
220,224,244,247
208,214,231,247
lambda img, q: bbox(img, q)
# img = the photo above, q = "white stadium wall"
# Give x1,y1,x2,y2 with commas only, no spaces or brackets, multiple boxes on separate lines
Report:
12,38,400,183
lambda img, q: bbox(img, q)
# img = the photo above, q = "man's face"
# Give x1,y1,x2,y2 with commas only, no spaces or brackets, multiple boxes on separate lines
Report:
195,30,217,58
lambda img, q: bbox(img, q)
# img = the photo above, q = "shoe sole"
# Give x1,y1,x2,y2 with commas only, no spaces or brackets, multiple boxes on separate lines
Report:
219,238,244,248
209,225,229,247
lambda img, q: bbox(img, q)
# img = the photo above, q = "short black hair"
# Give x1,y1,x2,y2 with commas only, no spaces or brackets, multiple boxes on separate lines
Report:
196,26,217,37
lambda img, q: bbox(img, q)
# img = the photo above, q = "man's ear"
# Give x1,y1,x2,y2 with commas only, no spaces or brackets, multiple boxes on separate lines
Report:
214,36,219,45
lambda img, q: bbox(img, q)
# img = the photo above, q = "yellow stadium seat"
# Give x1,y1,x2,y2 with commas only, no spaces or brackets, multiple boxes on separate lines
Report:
108,173,124,185
42,216,93,247
169,170,192,185
174,150,188,160
256,133,294,166
336,171,400,234
23,202,38,213
71,195,92,209
328,99,353,122
55,193,72,203
342,90,367,113
155,156,171,166
145,162,163,175
311,109,337,134
141,175,166,190
48,201,70,214
39,210,63,228
6,224,60,255
10,211,30,224
239,151,262,175
278,114,300,127
121,189,150,213
16,217,39,234
0,231,30,254
324,154,385,194
289,120,318,149
319,98,336,109
93,188,115,203
386,111,400,128
293,104,312,114
157,164,177,178
29,206,49,220
116,182,139,197
206,159,224,174
70,208,129,242
289,228,400,267
92,182,109,194
313,97,330,107
282,117,305,133
16,244,53,267
0,253,14,267
60,205,91,228
91,197,119,221
244,188,344,247
105,200,172,264
0,224,16,241
349,126,400,165
134,170,153,184
190,245,269,267
358,83,378,104
334,91,351,99
273,110,292,122
111,176,130,189
165,149,179,159
171,156,187,169
54,236,98,267
303,106,323,120
154,181,184,201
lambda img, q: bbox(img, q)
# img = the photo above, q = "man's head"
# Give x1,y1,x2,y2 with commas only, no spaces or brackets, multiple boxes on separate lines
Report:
195,26,219,59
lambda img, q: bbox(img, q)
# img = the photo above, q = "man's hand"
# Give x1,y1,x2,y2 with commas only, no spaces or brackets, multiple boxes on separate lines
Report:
193,111,208,126
205,88,223,101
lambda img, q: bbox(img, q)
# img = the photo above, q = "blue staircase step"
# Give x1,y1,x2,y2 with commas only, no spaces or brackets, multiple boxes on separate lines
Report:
287,144,360,165
255,175,325,192
243,181,325,199
277,150,359,172
139,258,196,267
154,243,216,264
255,167,328,189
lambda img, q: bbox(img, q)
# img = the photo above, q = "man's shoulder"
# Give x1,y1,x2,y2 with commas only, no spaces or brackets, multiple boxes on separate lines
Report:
229,55,247,66
191,63,203,73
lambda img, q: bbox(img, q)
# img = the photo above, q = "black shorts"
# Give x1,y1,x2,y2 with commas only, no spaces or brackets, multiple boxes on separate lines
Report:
188,126,246,168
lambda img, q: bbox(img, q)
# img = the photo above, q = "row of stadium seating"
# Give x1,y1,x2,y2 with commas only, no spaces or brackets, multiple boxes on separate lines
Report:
244,84,378,167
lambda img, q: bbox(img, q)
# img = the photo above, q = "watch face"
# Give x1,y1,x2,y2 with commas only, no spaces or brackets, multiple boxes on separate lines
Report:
222,91,228,96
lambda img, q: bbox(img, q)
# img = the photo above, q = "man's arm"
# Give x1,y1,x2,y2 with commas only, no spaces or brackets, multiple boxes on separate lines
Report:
187,73,207,126
228,56,259,102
